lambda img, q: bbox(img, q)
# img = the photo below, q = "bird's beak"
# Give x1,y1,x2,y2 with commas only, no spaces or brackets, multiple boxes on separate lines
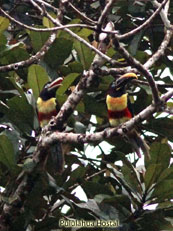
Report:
47,77,63,91
116,73,138,88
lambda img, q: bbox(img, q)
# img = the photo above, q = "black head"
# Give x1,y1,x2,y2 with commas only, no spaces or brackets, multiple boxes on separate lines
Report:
108,73,138,97
39,77,63,101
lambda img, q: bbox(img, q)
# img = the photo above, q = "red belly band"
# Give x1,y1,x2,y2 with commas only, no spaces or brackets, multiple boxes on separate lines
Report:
108,108,132,119
38,110,57,122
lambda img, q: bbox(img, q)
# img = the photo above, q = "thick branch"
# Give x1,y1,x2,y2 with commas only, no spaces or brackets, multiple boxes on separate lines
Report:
41,89,173,146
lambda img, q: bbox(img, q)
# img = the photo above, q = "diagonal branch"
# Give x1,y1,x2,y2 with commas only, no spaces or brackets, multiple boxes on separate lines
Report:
40,89,173,146
144,25,173,69
44,11,113,64
0,32,57,72
116,0,169,40
68,2,96,25
0,7,95,32
112,38,160,105
95,0,116,41
152,0,171,28
143,0,173,69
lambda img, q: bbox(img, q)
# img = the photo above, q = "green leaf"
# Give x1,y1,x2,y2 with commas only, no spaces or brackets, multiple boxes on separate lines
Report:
145,142,171,172
0,134,16,170
145,118,173,142
58,19,81,39
84,95,107,117
57,73,79,95
44,38,73,69
167,102,173,109
74,198,120,221
77,28,93,38
157,167,173,183
108,165,141,204
144,164,162,191
0,100,9,114
9,77,26,98
2,47,29,64
74,40,94,70
152,180,173,201
0,16,9,32
6,96,34,134
28,30,50,52
121,161,142,195
68,62,83,73
99,75,114,91
0,33,7,56
42,16,55,28
64,166,87,188
83,181,114,198
95,194,131,217
157,201,173,209
129,31,143,56
138,209,172,231
28,64,49,100
2,129,21,161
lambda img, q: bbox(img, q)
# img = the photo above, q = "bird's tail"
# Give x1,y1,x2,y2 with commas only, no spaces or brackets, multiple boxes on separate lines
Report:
127,129,150,159
50,142,64,174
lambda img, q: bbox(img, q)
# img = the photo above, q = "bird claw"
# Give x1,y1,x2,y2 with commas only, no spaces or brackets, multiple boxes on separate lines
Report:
49,117,57,130
122,125,128,134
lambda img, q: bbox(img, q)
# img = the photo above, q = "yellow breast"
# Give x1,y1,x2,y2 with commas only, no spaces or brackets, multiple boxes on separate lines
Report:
106,93,128,111
37,97,57,113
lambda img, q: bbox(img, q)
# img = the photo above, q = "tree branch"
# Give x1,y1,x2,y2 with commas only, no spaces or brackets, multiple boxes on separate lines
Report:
152,0,171,28
0,32,57,72
112,38,160,105
68,2,96,25
144,25,173,69
0,7,95,32
40,88,173,146
116,0,169,40
95,0,115,41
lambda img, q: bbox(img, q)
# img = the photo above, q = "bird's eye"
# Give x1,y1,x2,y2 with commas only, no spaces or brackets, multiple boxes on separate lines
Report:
116,78,121,85
44,82,51,89
111,81,117,88
116,78,125,87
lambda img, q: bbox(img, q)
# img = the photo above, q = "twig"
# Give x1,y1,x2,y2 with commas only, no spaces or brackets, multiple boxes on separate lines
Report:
116,0,169,40
34,0,123,66
68,2,96,25
144,25,173,69
164,107,173,114
34,0,59,14
68,169,107,191
44,11,114,64
50,168,107,213
29,0,44,15
152,0,171,28
133,79,173,89
0,32,57,72
112,38,160,105
164,0,170,16
0,8,95,32
95,0,115,41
